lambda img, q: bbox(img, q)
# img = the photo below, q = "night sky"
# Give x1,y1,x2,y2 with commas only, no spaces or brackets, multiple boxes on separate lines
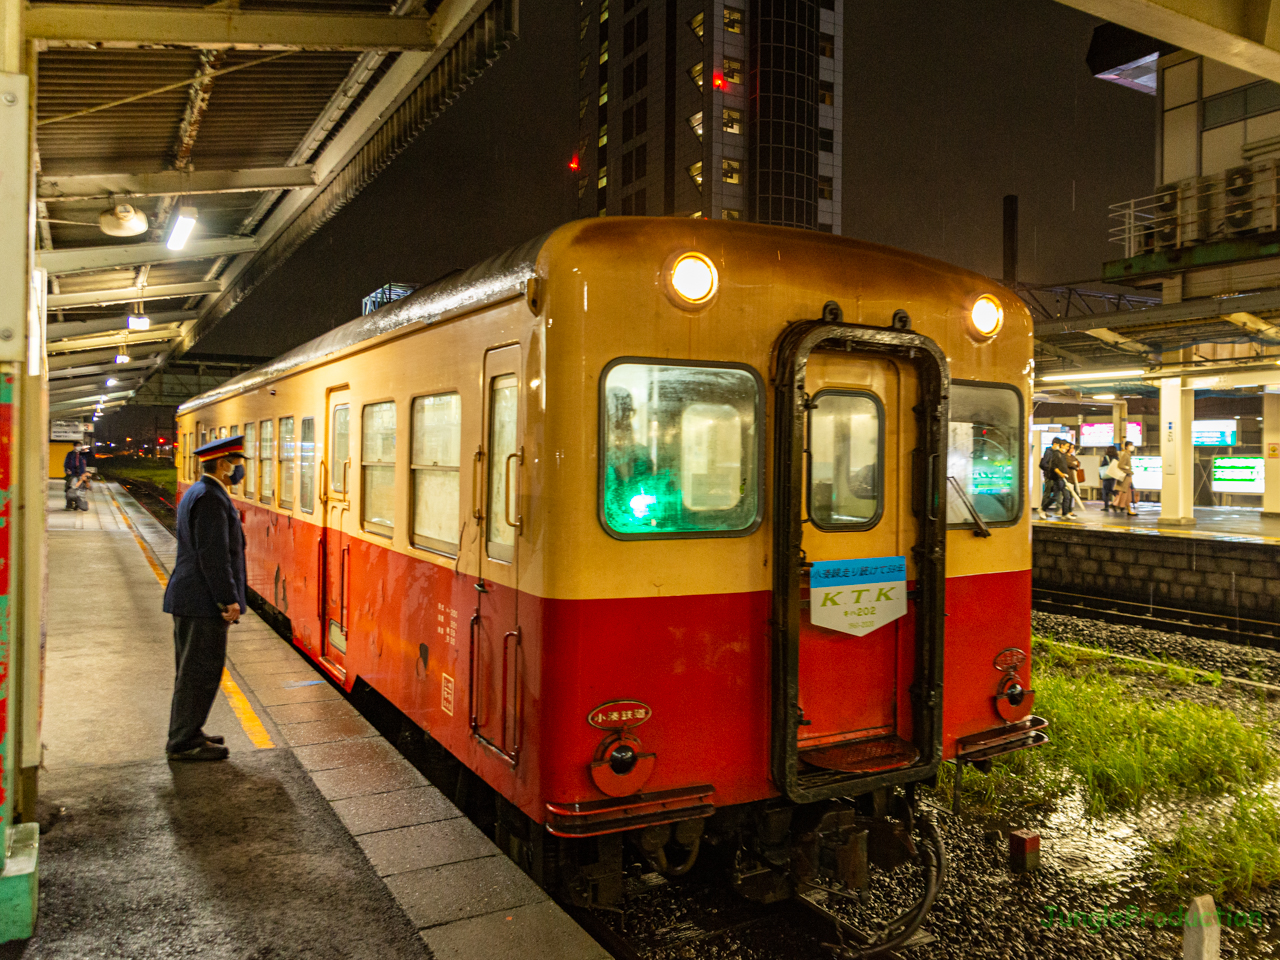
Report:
101,0,1157,438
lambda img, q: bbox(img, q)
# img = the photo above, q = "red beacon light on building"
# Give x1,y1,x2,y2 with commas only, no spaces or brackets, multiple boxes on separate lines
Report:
569,153,580,172
712,72,725,89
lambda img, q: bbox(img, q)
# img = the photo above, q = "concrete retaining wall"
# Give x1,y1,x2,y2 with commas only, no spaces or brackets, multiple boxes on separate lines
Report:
1032,524,1280,625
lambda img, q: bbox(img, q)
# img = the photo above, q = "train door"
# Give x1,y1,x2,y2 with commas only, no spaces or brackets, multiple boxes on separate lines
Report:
470,345,524,763
771,315,948,803
321,387,352,677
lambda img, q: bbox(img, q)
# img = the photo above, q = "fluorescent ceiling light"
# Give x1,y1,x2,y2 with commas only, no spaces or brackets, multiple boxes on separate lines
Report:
127,314,150,331
1092,394,1116,400
114,352,129,364
166,206,198,251
106,378,118,386
1040,368,1144,382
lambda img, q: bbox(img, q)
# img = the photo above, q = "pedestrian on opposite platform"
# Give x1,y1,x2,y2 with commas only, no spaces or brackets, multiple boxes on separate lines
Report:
1100,445,1119,512
1063,442,1084,517
1111,440,1137,517
162,435,248,762
1037,437,1070,520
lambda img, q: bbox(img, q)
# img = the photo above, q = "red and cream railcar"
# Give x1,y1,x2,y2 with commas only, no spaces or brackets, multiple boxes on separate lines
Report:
177,218,1043,915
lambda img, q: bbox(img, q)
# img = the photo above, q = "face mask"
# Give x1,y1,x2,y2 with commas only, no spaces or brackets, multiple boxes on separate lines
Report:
228,464,245,485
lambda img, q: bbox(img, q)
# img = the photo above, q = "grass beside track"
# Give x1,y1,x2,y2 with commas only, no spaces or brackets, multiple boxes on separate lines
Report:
97,456,177,503
932,635,1279,900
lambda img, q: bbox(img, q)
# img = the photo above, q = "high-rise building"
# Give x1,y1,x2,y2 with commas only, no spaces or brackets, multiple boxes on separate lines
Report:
576,0,843,232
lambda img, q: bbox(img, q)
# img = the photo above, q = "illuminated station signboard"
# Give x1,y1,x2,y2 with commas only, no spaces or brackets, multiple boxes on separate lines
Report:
1130,456,1163,491
1078,421,1144,448
1192,419,1238,446
1211,457,1264,494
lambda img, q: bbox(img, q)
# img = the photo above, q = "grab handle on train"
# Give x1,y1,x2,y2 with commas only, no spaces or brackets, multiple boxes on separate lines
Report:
472,447,484,520
504,448,524,531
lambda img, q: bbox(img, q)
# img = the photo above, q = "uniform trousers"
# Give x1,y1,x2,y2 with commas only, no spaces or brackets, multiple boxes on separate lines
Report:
167,615,228,754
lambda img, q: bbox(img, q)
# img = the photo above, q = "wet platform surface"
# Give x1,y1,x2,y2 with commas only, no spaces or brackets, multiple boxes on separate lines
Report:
1033,499,1280,544
15,480,609,960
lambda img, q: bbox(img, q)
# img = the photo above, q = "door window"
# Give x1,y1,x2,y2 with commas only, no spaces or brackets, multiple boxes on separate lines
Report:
330,404,350,494
299,417,315,514
600,360,762,537
946,382,1023,526
808,391,883,529
361,401,396,536
412,392,462,554
486,376,519,561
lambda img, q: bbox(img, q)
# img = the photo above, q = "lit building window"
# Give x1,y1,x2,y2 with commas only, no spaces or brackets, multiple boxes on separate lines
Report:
689,11,704,39
818,175,833,200
580,56,588,79
819,80,834,106
598,169,609,188
723,108,742,135
599,84,608,105
688,160,703,187
724,6,744,33
580,96,589,119
689,61,704,89
688,111,704,139
723,58,743,85
689,210,703,218
819,32,835,57
722,158,741,184
599,124,608,147
580,14,589,40
600,0,609,21
599,41,609,64
722,208,742,220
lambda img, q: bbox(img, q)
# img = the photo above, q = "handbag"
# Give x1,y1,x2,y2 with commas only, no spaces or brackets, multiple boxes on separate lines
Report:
1105,460,1126,481
1076,468,1086,483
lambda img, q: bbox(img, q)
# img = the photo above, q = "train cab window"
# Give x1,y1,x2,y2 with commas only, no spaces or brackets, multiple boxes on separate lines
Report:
808,392,883,529
946,382,1022,527
600,360,762,538
361,401,396,536
299,417,315,514
487,377,519,561
331,404,350,494
411,393,462,555
259,419,275,503
279,417,295,509
243,422,256,497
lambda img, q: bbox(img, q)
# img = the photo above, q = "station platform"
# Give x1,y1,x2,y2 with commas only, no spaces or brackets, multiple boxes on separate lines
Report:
1032,499,1280,644
22,479,610,960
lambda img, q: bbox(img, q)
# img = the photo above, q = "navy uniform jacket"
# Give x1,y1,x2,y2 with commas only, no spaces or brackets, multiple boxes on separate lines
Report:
63,449,85,476
163,476,248,618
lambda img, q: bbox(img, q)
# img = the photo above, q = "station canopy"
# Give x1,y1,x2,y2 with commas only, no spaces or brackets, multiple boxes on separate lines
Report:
32,0,516,419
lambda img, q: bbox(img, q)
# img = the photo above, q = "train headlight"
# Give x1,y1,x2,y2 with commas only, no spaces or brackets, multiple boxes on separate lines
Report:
668,252,718,305
969,295,1003,339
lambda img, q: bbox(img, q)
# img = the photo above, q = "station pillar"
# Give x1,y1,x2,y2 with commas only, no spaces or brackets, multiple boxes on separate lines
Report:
0,0,41,941
1111,400,1128,448
1158,376,1196,525
1263,392,1280,517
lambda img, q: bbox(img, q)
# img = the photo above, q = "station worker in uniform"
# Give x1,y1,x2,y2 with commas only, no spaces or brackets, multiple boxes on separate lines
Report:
162,435,248,762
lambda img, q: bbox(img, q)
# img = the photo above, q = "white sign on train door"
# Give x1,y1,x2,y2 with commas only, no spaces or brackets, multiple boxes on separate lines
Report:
809,556,907,637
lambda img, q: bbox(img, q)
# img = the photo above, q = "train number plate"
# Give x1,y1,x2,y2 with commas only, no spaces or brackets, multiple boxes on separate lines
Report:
809,556,907,637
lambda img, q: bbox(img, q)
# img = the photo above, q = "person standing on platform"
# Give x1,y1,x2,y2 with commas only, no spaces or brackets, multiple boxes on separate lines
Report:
62,443,86,510
1063,442,1083,518
1100,445,1119,512
162,435,248,762
1037,437,1069,520
1112,440,1137,517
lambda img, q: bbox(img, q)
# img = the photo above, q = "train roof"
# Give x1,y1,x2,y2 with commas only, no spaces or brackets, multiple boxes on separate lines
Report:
177,231,549,415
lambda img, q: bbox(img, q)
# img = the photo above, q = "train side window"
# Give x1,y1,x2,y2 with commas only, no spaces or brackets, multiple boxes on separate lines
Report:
243,422,256,497
331,405,350,494
362,401,396,537
219,426,228,439
279,417,295,509
229,424,243,496
259,419,275,504
600,360,762,538
411,393,462,555
299,417,315,514
807,391,883,530
946,381,1023,527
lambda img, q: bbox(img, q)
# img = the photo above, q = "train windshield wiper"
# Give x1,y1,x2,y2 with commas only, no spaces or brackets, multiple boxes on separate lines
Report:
947,476,992,538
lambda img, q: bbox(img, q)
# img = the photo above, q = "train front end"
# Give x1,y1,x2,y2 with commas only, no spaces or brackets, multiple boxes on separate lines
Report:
530,218,1045,921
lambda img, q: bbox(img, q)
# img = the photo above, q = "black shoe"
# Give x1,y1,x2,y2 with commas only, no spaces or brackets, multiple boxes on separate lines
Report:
201,734,225,745
167,743,230,762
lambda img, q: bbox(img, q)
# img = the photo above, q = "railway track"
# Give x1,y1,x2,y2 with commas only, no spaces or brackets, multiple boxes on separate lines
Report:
1032,586,1280,651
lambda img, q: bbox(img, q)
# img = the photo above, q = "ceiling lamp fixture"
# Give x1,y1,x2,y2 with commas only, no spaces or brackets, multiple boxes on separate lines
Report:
106,378,118,386
127,314,150,331
114,351,129,364
1040,368,1144,383
166,206,198,250
98,203,148,237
